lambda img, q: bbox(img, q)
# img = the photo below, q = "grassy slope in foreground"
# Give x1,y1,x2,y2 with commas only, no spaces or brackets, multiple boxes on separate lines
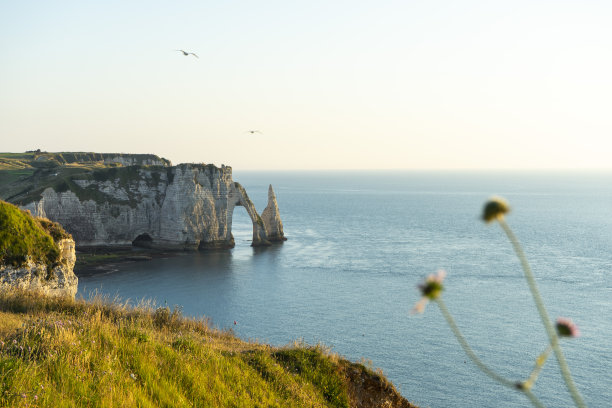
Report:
0,291,417,408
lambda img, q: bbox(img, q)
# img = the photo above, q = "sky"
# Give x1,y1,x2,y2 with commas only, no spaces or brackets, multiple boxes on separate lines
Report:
1,1,611,170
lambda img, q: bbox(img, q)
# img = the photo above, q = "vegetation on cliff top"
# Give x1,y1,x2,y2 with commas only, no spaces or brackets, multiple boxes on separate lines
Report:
0,152,225,206
0,152,171,170
0,290,416,408
0,201,70,268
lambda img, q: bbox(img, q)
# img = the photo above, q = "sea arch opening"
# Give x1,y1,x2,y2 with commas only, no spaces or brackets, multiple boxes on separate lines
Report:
231,204,254,245
228,182,270,247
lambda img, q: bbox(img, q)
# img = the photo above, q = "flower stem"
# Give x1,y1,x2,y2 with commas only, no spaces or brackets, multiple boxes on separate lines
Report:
498,219,586,408
524,388,547,408
436,299,546,407
435,298,515,387
523,346,552,390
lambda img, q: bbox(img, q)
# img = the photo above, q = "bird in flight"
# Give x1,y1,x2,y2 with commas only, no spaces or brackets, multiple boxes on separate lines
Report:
246,130,263,134
175,49,198,58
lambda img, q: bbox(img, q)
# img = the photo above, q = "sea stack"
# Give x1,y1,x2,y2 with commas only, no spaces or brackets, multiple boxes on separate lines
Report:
261,185,286,242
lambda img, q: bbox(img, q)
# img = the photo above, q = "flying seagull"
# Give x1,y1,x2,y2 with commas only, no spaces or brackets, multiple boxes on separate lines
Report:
175,49,198,58
246,130,262,134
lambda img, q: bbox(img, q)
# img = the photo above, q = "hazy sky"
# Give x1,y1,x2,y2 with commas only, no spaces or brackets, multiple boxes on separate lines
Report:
1,1,611,170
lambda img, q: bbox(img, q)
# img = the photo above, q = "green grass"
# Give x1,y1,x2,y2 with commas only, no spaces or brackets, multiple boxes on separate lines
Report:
0,152,170,168
0,152,175,206
0,170,35,187
0,290,414,408
0,201,68,268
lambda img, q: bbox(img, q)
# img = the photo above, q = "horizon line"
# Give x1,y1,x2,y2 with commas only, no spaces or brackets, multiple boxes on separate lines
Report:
231,167,612,172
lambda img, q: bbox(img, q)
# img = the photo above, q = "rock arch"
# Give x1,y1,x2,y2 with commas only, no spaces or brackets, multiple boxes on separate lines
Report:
17,162,285,250
227,183,286,247
230,182,270,247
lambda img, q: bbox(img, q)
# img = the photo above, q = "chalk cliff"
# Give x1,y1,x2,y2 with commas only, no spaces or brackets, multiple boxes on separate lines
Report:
0,200,78,297
1,154,284,249
0,238,78,297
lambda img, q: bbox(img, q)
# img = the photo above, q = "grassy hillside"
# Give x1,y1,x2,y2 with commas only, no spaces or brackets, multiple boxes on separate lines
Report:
0,151,171,206
0,290,416,408
0,201,70,268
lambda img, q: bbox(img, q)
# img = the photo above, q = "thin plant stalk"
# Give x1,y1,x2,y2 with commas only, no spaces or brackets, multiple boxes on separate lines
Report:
523,346,552,390
498,219,586,408
435,298,545,408
523,388,547,408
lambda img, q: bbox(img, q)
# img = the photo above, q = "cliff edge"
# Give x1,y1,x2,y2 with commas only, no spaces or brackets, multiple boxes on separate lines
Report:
0,200,78,297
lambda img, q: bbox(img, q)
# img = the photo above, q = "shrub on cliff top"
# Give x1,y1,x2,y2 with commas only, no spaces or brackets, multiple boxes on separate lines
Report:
36,217,71,242
0,201,60,267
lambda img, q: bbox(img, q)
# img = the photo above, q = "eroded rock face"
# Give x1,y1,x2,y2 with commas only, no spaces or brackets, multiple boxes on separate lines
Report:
20,164,283,249
261,185,286,242
0,238,78,297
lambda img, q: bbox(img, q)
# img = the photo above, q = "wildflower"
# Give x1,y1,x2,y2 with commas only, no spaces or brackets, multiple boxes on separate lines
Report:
556,317,580,338
130,373,137,380
482,197,510,223
34,395,38,401
411,270,446,314
21,393,26,398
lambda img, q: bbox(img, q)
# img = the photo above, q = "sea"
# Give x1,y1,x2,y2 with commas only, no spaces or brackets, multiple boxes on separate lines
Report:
77,171,612,408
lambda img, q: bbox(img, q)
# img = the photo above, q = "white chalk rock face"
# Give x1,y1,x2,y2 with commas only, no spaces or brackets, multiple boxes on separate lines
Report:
20,164,283,249
0,238,78,298
261,185,286,242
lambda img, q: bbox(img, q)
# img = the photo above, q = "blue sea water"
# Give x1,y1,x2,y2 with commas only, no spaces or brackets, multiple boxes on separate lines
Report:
77,171,612,408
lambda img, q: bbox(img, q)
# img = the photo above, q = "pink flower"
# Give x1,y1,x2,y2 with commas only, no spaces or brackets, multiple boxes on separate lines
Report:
411,270,446,314
411,297,429,314
556,317,580,338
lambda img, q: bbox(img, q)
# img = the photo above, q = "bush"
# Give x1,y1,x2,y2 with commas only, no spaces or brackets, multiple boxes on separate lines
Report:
153,305,183,330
